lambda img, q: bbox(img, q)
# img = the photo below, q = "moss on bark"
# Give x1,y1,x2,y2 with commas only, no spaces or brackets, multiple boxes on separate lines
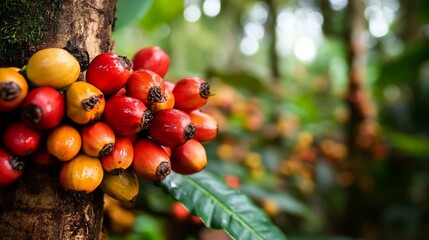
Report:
0,0,62,66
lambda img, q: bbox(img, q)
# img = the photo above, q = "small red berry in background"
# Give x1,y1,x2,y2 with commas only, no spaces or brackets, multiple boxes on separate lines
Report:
224,175,241,189
132,46,170,78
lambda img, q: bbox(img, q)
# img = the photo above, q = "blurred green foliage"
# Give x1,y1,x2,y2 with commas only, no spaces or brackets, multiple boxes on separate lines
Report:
109,0,429,239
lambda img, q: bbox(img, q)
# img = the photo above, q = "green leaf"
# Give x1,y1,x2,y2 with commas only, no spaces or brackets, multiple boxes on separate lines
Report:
157,171,287,240
240,185,306,216
385,130,429,157
377,40,429,88
140,0,184,31
116,0,153,30
205,68,268,94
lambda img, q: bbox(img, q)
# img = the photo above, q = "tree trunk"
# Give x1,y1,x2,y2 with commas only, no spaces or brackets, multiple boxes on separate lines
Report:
0,1,116,239
342,0,377,238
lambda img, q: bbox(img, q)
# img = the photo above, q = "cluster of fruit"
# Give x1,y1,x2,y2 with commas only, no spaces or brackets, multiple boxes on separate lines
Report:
0,46,217,202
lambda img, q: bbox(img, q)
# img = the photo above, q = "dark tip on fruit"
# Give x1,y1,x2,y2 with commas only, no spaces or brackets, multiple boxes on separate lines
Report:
0,82,21,101
130,195,137,202
22,104,42,124
160,92,168,103
184,123,196,141
111,168,124,175
142,109,153,129
9,156,24,172
148,86,163,103
199,82,211,99
63,41,89,71
82,95,101,111
99,143,114,157
119,55,132,70
156,161,171,180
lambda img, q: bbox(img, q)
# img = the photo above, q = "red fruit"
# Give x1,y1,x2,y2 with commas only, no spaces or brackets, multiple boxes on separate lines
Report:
171,202,191,222
81,121,116,157
103,95,152,136
21,86,64,129
163,81,175,92
162,145,172,157
127,133,139,144
31,147,59,166
112,87,127,97
101,136,134,175
0,147,24,187
132,46,170,78
171,139,207,175
224,175,241,189
172,77,210,112
132,138,171,181
148,109,196,148
2,121,41,156
126,69,165,105
188,110,218,142
86,52,132,96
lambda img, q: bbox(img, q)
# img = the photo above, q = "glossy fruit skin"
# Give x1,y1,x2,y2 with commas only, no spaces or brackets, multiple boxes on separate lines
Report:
81,121,115,157
163,81,175,92
148,109,196,148
100,136,134,174
21,86,65,129
59,153,103,193
150,86,175,113
66,81,105,124
171,139,207,175
0,68,28,112
86,52,132,96
26,48,80,89
47,124,81,161
132,138,171,181
188,110,218,142
2,121,42,156
103,95,152,136
126,69,165,105
132,46,170,78
0,147,24,187
162,145,172,157
172,77,211,112
100,169,139,202
112,87,127,97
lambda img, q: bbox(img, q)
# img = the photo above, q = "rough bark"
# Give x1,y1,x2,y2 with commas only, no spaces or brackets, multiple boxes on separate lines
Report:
0,0,116,239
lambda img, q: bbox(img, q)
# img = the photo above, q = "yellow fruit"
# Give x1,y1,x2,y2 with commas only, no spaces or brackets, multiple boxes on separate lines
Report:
26,48,80,89
100,169,139,202
59,153,103,193
66,81,105,124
